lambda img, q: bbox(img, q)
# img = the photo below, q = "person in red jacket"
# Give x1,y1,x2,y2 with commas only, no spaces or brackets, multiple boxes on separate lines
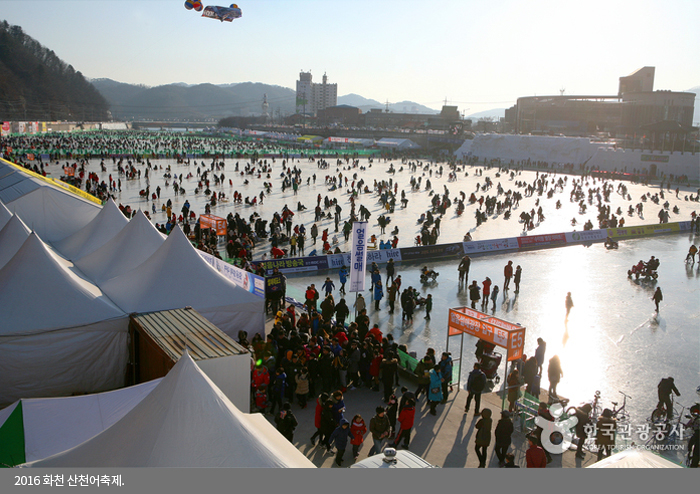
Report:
369,347,383,392
252,362,270,391
393,398,416,449
310,392,330,446
254,383,268,413
367,324,383,344
481,277,492,312
350,414,368,460
503,260,513,290
335,329,348,347
526,435,547,468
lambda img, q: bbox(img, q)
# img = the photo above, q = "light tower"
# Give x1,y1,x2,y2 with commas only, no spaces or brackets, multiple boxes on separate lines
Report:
262,93,270,121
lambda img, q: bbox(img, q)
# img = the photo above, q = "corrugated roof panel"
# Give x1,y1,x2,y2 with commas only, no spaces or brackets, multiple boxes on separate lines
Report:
131,308,246,362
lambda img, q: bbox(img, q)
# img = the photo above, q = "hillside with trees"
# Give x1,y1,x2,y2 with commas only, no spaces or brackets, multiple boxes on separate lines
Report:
0,21,109,121
90,79,297,121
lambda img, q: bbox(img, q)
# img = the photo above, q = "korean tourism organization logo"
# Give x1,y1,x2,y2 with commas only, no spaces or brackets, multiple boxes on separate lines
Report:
535,403,578,455
534,403,694,456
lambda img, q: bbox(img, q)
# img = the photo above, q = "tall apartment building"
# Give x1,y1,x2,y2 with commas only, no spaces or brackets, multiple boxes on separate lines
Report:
295,72,337,115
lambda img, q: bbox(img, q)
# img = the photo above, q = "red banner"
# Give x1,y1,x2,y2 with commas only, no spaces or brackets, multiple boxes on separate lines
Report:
448,307,526,361
517,233,566,248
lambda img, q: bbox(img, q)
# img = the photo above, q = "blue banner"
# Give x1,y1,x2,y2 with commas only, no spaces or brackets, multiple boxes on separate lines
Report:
258,255,329,275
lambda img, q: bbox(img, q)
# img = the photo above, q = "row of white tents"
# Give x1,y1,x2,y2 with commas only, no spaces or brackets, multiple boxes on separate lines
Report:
0,158,264,407
1,352,313,467
0,158,303,467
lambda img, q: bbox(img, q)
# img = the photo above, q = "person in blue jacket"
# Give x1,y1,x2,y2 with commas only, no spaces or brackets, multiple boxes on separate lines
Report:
428,365,443,415
322,277,335,297
370,267,381,293
268,367,287,415
328,418,351,466
373,279,384,311
338,265,349,295
438,352,453,403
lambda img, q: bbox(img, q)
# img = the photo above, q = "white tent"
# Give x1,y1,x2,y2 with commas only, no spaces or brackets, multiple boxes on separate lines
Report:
0,232,128,406
587,448,683,468
0,214,31,270
100,226,265,338
1,185,100,243
75,209,165,284
21,352,315,467
0,379,161,467
0,200,11,230
0,159,101,243
52,198,128,261
0,158,45,205
376,138,421,150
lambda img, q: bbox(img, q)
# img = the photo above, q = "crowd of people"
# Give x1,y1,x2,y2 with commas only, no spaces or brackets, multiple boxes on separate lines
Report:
4,130,698,468
7,129,697,273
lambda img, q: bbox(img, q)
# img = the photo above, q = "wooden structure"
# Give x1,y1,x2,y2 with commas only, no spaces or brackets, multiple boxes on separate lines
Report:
127,307,252,411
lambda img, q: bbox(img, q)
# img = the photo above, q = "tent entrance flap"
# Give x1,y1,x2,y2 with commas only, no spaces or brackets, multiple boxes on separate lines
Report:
0,401,25,467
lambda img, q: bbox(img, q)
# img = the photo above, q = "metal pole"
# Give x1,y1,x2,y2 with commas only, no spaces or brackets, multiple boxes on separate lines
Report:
458,331,464,390
502,348,509,412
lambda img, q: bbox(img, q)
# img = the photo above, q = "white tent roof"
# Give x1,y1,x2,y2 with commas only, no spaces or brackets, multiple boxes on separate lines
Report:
0,200,11,230
0,232,128,405
0,379,161,465
0,232,125,333
376,138,421,149
0,159,44,205
2,186,100,242
100,226,264,338
75,209,166,284
0,214,31,270
22,352,315,467
52,198,128,261
587,448,683,468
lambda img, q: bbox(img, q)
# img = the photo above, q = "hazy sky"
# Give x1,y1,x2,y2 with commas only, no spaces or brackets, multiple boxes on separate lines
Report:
2,0,699,115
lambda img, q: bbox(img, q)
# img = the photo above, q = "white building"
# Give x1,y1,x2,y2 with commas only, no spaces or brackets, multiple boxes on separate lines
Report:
296,72,337,115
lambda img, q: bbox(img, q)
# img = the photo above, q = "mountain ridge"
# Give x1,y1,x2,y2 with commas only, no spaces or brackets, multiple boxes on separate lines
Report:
91,79,449,120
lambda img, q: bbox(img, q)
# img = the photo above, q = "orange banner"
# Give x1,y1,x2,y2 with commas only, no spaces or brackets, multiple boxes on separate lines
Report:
448,307,526,361
199,214,227,235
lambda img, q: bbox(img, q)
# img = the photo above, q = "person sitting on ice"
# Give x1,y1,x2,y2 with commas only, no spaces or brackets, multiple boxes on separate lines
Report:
271,247,286,259
422,266,438,279
604,237,618,249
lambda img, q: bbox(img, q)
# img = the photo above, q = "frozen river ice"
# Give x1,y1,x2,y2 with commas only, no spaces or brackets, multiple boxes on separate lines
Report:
58,151,700,430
